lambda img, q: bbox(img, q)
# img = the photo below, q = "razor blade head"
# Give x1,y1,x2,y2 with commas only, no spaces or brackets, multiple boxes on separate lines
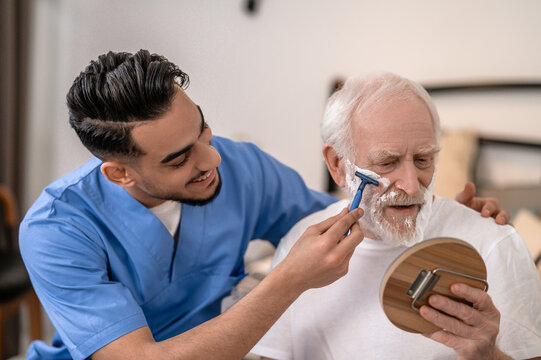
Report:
354,171,379,186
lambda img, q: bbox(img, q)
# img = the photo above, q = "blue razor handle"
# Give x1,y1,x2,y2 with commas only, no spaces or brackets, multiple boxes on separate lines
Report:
348,171,379,212
345,171,379,236
348,182,366,213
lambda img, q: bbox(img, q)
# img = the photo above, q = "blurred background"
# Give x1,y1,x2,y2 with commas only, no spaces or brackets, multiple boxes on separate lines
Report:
1,0,541,358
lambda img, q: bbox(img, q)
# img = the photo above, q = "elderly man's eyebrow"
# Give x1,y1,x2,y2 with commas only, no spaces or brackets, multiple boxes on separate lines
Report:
160,105,206,164
368,150,401,163
416,144,441,156
368,145,440,163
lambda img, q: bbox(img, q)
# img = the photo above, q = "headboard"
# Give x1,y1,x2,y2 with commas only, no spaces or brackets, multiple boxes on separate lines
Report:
426,83,541,217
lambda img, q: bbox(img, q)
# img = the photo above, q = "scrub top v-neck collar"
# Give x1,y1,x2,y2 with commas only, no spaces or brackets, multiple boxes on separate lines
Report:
98,178,177,277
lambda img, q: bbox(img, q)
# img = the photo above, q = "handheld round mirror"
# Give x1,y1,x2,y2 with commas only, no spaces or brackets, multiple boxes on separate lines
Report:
380,237,488,334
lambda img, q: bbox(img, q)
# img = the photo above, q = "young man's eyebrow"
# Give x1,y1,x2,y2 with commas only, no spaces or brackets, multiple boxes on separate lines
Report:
160,144,193,164
160,105,206,164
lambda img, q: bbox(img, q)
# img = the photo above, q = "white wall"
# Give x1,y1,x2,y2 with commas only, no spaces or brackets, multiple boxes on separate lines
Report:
25,0,541,209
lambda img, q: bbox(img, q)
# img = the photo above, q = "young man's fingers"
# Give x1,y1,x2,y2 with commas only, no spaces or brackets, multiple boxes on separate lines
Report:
309,208,348,234
455,181,475,205
495,211,510,225
481,203,493,217
324,208,363,240
336,221,364,250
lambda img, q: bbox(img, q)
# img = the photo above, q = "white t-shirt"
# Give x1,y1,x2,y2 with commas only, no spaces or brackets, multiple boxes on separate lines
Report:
251,197,541,360
149,200,181,236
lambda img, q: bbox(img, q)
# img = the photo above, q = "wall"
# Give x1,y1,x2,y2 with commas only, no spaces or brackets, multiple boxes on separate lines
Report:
25,0,541,209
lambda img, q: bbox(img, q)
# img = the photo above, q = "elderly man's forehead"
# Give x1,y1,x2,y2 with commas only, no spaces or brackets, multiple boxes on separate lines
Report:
352,94,436,128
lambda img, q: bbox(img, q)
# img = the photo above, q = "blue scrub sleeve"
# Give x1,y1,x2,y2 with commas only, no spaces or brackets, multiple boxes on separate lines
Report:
20,217,148,360
246,143,336,246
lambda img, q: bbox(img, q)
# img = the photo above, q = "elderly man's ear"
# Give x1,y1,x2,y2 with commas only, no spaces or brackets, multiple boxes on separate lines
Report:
322,144,347,188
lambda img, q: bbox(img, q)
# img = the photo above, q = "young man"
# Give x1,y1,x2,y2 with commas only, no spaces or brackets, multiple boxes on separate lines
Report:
20,51,507,359
251,72,541,360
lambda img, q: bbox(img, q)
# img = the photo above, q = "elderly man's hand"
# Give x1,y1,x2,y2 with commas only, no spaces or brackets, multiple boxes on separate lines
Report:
455,182,510,225
419,283,512,360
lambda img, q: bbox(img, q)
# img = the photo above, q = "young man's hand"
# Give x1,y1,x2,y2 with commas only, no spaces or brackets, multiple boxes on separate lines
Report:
277,208,364,293
455,182,510,225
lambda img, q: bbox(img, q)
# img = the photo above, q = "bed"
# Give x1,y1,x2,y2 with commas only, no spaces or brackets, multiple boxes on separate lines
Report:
428,83,541,276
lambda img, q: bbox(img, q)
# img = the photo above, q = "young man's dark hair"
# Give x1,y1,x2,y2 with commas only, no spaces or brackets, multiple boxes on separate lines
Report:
67,49,189,160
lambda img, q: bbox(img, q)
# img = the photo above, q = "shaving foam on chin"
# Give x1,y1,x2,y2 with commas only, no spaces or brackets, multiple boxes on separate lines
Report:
343,159,435,246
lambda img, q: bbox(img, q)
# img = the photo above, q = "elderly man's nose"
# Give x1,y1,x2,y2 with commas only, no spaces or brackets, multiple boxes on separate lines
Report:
394,163,421,196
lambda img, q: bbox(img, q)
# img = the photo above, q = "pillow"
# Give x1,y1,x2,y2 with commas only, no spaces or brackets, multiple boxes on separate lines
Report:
434,130,479,199
513,209,541,277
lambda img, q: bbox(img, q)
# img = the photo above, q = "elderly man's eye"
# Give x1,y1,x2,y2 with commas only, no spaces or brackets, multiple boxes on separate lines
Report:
375,160,397,173
415,157,432,169
381,159,397,166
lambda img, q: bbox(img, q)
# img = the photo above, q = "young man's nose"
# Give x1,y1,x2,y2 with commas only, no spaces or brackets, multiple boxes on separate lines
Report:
194,141,221,172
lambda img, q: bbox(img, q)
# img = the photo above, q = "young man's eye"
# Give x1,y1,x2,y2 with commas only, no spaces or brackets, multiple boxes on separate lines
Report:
173,152,190,168
173,160,186,168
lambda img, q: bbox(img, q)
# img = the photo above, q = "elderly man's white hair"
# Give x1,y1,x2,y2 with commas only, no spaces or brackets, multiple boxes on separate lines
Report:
320,72,441,160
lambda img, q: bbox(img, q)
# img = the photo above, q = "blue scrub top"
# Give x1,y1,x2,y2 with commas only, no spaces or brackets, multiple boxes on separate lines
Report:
20,136,336,359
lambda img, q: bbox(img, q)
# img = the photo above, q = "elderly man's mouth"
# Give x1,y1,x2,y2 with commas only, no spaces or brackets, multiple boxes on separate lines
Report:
391,205,416,209
385,204,421,216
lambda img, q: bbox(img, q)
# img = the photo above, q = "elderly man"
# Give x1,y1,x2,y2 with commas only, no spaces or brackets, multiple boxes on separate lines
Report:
251,72,541,360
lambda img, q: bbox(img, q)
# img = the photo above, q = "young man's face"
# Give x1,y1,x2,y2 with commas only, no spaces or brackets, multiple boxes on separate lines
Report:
347,95,438,244
125,87,222,207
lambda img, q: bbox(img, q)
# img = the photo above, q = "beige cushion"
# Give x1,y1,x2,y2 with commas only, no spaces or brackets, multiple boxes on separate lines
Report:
514,209,541,277
435,130,479,199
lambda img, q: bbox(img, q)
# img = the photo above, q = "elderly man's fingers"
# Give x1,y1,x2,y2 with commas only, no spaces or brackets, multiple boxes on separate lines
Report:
420,305,474,338
423,330,470,353
450,284,498,314
428,295,481,327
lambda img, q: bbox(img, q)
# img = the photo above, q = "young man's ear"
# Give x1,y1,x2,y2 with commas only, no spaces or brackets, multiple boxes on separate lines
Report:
100,162,136,189
322,144,346,188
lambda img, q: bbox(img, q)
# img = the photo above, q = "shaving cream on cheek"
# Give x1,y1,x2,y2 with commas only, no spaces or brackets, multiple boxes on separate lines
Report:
344,160,390,198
